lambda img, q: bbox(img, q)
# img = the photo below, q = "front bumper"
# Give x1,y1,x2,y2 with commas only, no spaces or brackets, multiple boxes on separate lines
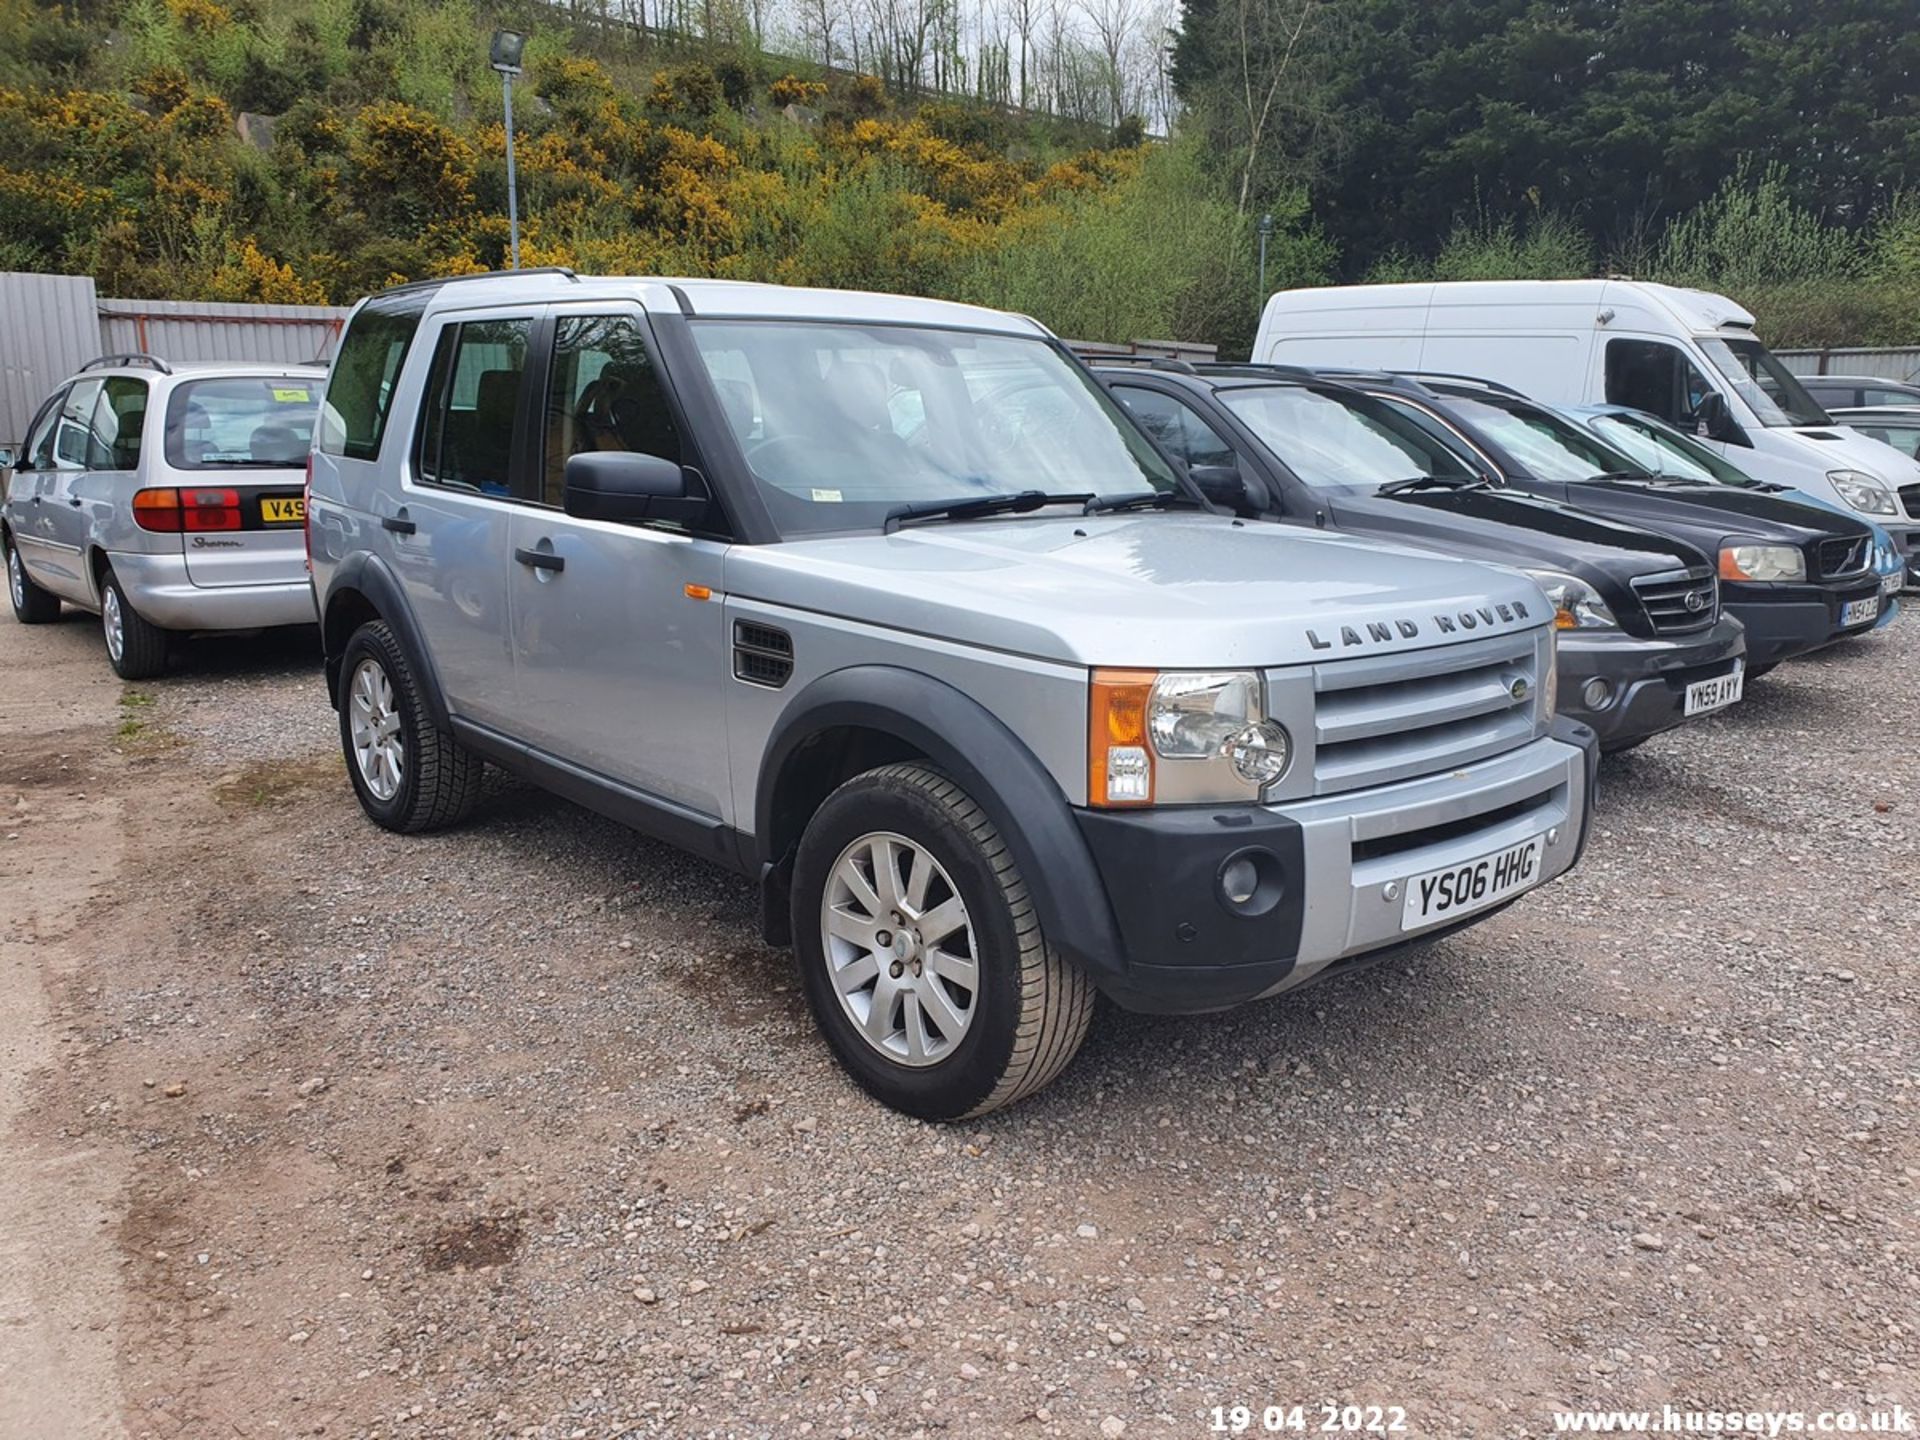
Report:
1074,722,1596,1015
1557,615,1745,751
108,550,318,631
1726,576,1885,667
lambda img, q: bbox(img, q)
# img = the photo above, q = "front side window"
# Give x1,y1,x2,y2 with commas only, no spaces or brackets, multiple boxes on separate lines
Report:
1435,393,1639,483
688,322,1177,536
1112,386,1238,469
320,292,429,461
20,387,69,471
1698,337,1829,428
1220,385,1481,489
165,377,317,470
543,314,682,508
1604,339,1720,431
415,317,532,497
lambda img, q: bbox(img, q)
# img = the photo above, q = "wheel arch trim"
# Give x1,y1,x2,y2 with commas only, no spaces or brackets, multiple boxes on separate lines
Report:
320,553,449,727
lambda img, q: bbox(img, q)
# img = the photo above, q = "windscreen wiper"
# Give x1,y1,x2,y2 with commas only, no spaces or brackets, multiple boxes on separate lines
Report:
1377,475,1489,494
884,490,1095,533
1082,489,1206,515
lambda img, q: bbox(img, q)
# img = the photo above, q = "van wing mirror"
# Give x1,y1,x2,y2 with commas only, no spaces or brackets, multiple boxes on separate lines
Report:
1695,390,1739,443
0,447,13,470
1188,463,1264,515
563,450,708,524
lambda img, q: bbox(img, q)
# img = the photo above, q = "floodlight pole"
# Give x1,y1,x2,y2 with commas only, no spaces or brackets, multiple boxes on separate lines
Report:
502,71,520,269
1257,211,1274,307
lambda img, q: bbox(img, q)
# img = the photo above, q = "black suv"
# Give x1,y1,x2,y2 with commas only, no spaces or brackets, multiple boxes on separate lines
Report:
1330,372,1885,677
1094,361,1747,752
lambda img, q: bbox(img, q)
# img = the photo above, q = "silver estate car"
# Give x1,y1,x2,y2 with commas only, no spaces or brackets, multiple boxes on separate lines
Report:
3,354,323,678
308,272,1600,1118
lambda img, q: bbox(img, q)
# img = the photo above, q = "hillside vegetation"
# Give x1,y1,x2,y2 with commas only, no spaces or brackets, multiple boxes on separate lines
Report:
0,0,1323,346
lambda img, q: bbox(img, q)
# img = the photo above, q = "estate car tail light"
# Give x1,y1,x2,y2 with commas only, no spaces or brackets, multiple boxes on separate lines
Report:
131,487,242,533
1089,668,1156,807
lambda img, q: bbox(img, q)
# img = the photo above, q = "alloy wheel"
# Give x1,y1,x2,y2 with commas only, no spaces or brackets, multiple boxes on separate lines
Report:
820,830,978,1066
102,585,124,662
347,656,404,802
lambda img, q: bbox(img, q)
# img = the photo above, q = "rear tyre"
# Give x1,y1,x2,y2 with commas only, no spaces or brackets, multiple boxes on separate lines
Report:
101,569,169,680
338,619,485,833
791,762,1094,1121
6,538,61,624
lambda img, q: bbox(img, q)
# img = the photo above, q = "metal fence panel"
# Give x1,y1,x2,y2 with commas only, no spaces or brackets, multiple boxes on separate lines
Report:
1775,347,1920,382
0,272,102,448
97,297,350,371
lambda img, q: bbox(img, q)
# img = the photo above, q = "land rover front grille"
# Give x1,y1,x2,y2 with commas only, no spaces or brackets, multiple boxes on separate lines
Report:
1308,630,1543,797
1631,567,1718,635
1816,536,1871,580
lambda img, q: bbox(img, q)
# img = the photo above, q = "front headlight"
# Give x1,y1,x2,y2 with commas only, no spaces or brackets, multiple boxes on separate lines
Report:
1090,669,1292,806
1829,469,1897,516
1718,542,1805,582
1521,569,1618,630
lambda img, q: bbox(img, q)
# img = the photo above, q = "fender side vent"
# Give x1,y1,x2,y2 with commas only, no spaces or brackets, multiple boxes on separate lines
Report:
733,621,793,688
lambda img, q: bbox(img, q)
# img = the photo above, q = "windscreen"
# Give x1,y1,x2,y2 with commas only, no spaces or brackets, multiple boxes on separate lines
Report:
166,377,319,470
1218,384,1482,489
1698,337,1830,428
1436,393,1643,482
1587,413,1757,486
688,322,1178,534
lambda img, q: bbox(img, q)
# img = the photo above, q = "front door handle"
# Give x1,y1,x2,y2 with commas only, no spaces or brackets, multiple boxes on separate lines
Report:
381,512,416,535
68,497,82,507
514,546,564,573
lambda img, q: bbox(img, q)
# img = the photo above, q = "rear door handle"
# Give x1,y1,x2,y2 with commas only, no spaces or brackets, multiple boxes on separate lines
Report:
381,513,416,535
514,546,564,573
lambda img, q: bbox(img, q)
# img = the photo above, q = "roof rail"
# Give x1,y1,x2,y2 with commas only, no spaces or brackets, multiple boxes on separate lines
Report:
79,353,172,375
374,266,582,298
1083,354,1201,375
1391,370,1524,398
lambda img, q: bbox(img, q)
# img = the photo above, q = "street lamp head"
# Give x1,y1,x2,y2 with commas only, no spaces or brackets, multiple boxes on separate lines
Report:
489,28,526,75
1257,212,1275,237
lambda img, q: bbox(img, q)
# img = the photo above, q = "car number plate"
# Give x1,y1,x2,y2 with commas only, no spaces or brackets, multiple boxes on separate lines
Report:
1841,594,1881,626
1684,666,1744,717
261,497,306,524
1401,834,1546,931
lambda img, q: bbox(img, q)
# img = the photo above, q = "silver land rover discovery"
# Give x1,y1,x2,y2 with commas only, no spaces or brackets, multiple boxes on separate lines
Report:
307,271,1600,1119
3,355,323,678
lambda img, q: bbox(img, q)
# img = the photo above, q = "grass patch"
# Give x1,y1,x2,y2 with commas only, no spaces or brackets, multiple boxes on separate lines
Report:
213,754,343,808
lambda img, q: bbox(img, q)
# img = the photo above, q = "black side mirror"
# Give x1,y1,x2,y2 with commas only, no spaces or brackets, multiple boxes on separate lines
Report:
1188,463,1264,515
564,450,708,524
1695,390,1739,443
0,447,14,470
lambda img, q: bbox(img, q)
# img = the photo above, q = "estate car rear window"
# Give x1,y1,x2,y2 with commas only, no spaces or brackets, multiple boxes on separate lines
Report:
165,378,318,470
688,321,1178,534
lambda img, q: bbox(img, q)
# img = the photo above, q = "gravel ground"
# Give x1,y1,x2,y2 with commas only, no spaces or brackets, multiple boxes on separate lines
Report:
5,608,1916,1440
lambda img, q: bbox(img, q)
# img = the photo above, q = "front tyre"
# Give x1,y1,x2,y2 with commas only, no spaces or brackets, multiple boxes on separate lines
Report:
338,619,484,833
791,762,1094,1120
101,569,169,679
6,539,60,624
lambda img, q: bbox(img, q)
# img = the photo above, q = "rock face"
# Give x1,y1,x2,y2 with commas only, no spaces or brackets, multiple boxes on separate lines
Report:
781,102,821,127
236,112,280,151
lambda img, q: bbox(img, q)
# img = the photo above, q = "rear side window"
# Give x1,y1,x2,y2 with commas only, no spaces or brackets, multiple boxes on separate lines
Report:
320,293,428,461
415,317,532,496
166,377,318,470
53,380,103,470
84,377,148,470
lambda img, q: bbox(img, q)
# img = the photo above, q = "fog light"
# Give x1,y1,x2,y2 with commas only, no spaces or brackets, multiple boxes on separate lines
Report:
1581,677,1613,710
1215,847,1284,918
1220,856,1260,905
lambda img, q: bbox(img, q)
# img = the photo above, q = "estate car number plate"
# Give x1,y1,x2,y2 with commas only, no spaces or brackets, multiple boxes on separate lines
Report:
1684,666,1744,717
1401,834,1546,931
1841,594,1881,626
261,497,306,524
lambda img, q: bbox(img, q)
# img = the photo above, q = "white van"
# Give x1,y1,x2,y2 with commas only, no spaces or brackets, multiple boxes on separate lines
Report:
1253,279,1920,576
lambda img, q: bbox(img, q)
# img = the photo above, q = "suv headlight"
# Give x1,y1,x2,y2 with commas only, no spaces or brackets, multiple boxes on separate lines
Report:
1090,669,1291,807
1829,469,1897,516
1521,569,1617,630
1718,542,1805,582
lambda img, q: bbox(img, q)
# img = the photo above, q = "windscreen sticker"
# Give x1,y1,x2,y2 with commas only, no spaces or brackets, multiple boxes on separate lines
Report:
810,488,843,503
272,387,311,403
